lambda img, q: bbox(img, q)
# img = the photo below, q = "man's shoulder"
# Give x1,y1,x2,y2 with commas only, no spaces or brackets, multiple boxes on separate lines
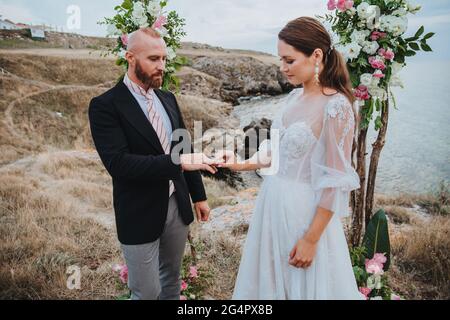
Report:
92,83,122,105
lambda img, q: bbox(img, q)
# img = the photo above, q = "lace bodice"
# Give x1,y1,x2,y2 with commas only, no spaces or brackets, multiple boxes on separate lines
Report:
257,88,360,217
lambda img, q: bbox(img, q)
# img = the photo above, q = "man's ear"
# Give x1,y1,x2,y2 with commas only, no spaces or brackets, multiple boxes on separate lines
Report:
125,51,134,66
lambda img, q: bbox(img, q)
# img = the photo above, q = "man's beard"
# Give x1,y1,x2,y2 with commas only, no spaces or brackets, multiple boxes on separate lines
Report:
135,59,164,89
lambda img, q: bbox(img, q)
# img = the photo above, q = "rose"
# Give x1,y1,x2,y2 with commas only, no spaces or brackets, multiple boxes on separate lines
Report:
337,0,354,12
327,0,337,10
354,85,370,100
120,34,128,47
119,265,128,284
365,258,384,275
152,15,167,29
189,266,199,279
373,70,385,79
370,31,387,41
369,56,386,71
373,253,387,265
181,280,188,291
359,287,372,299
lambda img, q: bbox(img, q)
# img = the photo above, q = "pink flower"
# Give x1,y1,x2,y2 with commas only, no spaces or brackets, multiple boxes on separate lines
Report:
189,266,199,279
327,0,337,10
384,49,395,61
152,15,168,29
120,34,128,47
180,295,187,300
369,56,386,71
354,85,370,100
365,258,384,275
370,31,387,41
337,0,354,11
181,280,188,291
359,287,372,299
373,70,385,78
119,265,128,284
391,294,401,300
373,253,387,265
377,48,395,61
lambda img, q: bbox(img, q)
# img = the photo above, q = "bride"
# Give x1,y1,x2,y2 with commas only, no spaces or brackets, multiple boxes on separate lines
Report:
215,17,365,300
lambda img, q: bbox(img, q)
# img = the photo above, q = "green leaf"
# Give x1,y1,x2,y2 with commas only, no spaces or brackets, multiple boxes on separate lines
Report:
409,42,420,51
423,32,435,40
404,36,418,42
404,50,416,57
414,26,425,38
121,0,132,10
421,43,433,52
362,209,391,271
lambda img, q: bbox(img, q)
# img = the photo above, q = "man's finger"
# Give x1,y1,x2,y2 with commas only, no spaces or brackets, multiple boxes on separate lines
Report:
202,164,217,174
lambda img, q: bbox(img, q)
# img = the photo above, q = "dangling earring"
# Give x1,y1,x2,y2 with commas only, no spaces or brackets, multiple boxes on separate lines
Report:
314,61,320,85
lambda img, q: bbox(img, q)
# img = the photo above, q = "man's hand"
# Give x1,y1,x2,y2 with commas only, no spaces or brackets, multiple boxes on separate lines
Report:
180,153,222,174
194,201,211,222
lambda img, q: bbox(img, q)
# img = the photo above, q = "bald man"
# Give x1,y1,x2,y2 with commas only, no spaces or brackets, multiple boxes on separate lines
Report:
89,28,217,300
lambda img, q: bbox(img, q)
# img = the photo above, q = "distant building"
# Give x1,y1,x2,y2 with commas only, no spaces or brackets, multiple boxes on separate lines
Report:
0,19,19,30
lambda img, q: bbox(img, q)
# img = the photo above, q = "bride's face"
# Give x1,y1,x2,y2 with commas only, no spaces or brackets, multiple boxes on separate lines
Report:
278,39,316,86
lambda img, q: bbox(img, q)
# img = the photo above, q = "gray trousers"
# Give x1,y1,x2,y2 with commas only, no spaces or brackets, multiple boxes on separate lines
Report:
120,194,189,300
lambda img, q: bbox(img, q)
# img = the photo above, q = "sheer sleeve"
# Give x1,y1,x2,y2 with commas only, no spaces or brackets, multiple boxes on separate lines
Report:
311,95,360,218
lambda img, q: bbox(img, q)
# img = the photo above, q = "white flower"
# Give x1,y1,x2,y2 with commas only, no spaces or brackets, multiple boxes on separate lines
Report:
360,73,374,87
407,2,422,14
106,24,120,37
392,8,408,17
167,47,176,60
147,1,161,16
357,2,371,19
362,40,380,55
133,2,146,17
368,86,387,101
155,26,168,37
389,74,404,88
347,7,356,16
132,2,149,27
380,15,408,37
367,274,383,290
118,48,127,59
338,42,362,61
371,296,383,300
391,61,404,75
350,30,370,45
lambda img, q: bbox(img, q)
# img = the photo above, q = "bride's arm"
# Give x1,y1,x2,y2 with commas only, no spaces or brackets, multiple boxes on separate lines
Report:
215,140,272,172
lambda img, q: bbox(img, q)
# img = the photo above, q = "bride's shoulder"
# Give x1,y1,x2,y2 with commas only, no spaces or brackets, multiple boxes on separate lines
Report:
325,92,354,120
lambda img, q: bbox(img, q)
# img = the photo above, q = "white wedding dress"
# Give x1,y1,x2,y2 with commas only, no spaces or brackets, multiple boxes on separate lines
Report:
232,88,365,300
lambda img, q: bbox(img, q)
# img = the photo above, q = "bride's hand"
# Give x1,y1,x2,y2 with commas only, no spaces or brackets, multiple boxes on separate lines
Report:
213,150,244,171
289,238,318,269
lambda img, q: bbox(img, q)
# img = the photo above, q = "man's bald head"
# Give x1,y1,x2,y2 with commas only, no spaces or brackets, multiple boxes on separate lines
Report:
127,28,165,52
125,28,168,90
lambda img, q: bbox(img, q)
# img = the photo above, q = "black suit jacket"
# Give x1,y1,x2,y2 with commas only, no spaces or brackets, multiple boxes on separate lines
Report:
88,81,207,245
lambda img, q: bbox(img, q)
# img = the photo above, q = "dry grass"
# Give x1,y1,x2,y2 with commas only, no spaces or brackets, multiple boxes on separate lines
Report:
0,153,122,299
390,216,450,300
0,53,121,86
9,88,103,150
195,232,242,300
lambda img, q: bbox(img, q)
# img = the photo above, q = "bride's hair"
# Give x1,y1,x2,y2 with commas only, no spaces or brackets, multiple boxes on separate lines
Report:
278,17,355,105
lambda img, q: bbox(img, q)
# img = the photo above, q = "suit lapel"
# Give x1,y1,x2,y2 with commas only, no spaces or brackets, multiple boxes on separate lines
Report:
113,81,164,153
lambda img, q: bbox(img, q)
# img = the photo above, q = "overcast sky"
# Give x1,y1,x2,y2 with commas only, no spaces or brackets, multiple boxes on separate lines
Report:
1,0,449,59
